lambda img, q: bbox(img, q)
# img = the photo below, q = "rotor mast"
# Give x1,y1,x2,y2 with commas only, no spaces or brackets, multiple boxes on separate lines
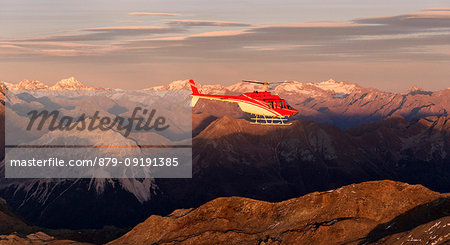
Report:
242,80,291,92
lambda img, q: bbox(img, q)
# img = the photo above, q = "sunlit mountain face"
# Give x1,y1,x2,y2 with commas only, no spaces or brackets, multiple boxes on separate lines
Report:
1,6,450,91
109,180,450,245
0,78,449,232
1,2,449,244
4,77,450,128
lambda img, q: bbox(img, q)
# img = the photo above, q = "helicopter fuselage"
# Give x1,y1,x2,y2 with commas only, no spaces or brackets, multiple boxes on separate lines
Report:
190,80,298,118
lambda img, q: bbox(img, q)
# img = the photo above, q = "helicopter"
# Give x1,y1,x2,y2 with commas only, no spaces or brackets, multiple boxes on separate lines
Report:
189,79,298,125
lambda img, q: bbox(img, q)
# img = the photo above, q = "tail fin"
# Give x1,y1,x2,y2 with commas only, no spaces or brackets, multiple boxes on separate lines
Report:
189,80,200,107
189,80,200,95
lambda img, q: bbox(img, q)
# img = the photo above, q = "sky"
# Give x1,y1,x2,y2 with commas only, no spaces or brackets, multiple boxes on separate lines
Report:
0,0,449,91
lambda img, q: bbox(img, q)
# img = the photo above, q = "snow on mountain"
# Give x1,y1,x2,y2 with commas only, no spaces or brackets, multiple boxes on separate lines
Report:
10,80,50,90
274,81,329,97
49,77,89,90
271,79,360,96
145,79,228,94
1,77,109,90
144,79,361,97
116,178,156,203
1,85,449,230
146,80,191,91
145,78,361,96
273,81,302,92
226,81,267,94
172,79,447,128
0,82,16,90
2,77,449,129
408,85,424,92
312,79,359,94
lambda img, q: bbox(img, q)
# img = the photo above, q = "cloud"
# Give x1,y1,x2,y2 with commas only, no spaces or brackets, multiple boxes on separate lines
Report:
0,44,32,55
129,12,179,16
243,44,316,51
0,41,104,50
112,8,450,62
423,8,450,12
0,40,118,58
9,26,185,42
167,20,250,27
40,49,82,56
1,8,449,63
190,30,247,37
83,26,184,35
354,9,450,29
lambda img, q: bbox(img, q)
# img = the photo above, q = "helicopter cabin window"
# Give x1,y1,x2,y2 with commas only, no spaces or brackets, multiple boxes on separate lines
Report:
268,101,277,109
280,101,286,109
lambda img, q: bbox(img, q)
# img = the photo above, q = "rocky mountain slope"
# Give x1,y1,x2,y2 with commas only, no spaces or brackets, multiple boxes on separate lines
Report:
0,197,30,235
147,79,449,128
154,115,450,215
1,181,448,244
0,112,449,229
375,216,450,244
108,180,450,245
3,77,449,128
0,78,449,231
0,197,89,244
2,77,112,91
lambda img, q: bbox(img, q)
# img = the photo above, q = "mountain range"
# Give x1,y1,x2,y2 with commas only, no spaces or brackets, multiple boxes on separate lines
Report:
1,181,449,244
3,77,448,128
109,180,450,245
1,77,107,91
0,112,448,229
150,79,449,128
0,77,449,244
0,196,126,244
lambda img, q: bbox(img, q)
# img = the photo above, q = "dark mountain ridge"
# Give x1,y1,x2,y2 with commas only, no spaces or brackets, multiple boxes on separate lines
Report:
0,112,449,229
0,81,449,231
109,180,450,245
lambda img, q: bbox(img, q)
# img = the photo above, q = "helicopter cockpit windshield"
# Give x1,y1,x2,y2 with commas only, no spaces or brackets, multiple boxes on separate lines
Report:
282,100,293,109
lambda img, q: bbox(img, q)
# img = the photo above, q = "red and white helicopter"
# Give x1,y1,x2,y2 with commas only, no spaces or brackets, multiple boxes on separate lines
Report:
189,79,298,125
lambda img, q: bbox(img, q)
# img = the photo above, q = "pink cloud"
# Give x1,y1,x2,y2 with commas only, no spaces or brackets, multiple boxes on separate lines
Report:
167,20,250,27
128,12,179,16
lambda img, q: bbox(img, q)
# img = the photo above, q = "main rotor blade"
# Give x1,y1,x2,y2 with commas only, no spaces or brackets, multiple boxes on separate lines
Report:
270,81,294,84
242,80,269,85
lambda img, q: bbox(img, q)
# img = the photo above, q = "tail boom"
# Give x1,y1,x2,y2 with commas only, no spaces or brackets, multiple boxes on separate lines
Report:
189,80,200,95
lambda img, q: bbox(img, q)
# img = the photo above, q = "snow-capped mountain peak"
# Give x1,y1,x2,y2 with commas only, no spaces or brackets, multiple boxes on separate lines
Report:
313,79,359,94
145,80,228,94
226,81,267,93
17,80,49,90
145,80,193,91
273,81,303,92
407,85,424,92
168,80,191,89
50,77,88,90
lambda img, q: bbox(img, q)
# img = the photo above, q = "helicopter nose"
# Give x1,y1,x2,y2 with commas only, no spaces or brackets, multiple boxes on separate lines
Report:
292,110,298,116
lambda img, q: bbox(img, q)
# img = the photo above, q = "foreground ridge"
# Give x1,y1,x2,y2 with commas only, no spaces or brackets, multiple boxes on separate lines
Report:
109,180,450,245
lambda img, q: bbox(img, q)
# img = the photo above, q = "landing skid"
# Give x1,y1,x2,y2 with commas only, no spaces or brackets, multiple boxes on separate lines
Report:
250,115,292,125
